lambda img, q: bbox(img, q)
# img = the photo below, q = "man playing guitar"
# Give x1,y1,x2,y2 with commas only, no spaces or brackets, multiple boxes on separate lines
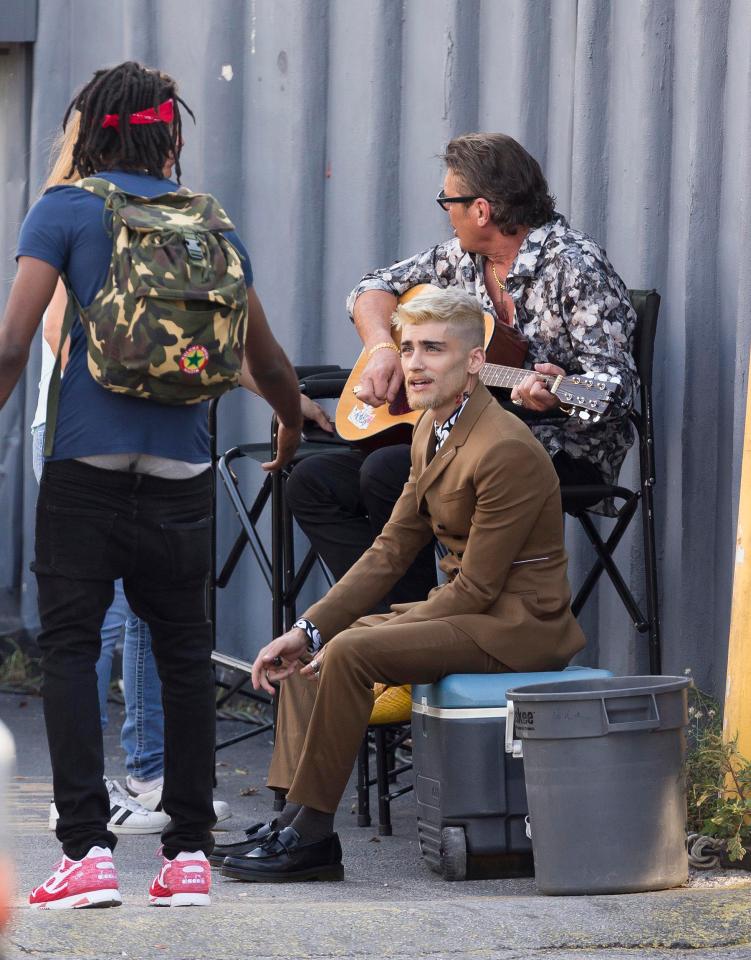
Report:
286,132,638,603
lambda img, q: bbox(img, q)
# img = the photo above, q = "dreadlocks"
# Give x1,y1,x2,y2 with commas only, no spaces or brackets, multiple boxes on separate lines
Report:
62,61,194,181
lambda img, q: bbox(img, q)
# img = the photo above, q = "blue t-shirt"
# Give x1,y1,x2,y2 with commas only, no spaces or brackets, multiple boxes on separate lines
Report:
17,171,253,462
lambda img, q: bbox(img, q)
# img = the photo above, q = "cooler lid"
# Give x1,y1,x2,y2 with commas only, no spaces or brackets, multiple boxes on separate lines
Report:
412,667,613,709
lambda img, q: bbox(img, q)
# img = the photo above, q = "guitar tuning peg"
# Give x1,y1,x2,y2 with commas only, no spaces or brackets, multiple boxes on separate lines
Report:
592,415,600,423
578,411,590,421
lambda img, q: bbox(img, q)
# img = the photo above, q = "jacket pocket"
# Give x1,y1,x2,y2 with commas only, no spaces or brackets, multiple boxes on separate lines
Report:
439,484,473,502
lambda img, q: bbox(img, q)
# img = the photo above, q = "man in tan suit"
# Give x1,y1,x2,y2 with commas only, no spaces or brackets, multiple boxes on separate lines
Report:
222,287,585,883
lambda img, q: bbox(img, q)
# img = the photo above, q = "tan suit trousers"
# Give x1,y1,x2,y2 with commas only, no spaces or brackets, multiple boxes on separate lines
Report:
267,615,510,814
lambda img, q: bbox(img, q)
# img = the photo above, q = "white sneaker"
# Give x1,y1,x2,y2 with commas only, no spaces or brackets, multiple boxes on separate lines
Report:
48,778,170,835
128,780,231,823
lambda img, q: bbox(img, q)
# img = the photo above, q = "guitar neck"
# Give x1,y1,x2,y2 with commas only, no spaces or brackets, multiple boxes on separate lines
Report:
480,363,551,391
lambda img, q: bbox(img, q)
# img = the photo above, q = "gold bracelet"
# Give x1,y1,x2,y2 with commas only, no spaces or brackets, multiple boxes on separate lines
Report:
367,341,400,358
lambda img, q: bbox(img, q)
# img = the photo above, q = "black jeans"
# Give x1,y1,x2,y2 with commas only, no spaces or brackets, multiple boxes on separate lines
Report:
286,445,438,610
33,459,216,861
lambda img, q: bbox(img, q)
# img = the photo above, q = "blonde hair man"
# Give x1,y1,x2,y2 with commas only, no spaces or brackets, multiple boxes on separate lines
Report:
392,286,485,348
221,287,586,883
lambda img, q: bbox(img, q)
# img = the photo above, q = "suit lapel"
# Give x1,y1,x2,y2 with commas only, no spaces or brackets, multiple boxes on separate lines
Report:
415,384,494,505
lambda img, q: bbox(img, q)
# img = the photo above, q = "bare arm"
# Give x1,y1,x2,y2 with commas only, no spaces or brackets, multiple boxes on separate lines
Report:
0,258,59,410
352,289,402,406
244,286,303,470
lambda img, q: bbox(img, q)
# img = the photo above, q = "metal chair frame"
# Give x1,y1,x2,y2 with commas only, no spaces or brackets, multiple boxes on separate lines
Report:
560,289,662,673
209,368,348,756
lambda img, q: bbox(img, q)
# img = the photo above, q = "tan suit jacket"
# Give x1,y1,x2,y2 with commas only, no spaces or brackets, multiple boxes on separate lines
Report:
304,383,585,672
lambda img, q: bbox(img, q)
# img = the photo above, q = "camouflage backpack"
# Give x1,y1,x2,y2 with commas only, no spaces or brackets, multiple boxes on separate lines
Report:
45,176,248,454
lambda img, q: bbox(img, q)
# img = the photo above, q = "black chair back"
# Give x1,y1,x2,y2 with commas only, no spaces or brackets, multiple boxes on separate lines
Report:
628,289,660,396
565,287,662,674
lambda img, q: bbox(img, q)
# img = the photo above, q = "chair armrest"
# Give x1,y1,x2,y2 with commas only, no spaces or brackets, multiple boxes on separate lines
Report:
300,373,352,400
294,364,343,379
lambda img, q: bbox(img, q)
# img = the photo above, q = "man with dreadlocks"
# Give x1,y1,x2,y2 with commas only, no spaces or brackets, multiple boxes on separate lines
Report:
0,61,303,909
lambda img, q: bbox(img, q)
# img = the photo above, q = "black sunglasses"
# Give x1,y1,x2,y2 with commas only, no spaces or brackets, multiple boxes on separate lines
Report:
435,189,480,211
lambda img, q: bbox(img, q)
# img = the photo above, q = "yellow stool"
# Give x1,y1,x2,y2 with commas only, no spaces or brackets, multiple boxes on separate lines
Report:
370,684,412,724
358,685,414,835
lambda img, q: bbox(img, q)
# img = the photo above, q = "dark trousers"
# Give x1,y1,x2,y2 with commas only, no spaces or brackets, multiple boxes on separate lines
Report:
285,443,601,605
33,459,216,861
286,445,438,609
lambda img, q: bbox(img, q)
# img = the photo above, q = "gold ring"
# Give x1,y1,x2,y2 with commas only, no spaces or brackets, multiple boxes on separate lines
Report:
352,385,362,396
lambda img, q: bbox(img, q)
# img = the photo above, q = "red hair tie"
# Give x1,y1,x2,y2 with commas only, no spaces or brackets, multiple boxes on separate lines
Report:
101,98,174,130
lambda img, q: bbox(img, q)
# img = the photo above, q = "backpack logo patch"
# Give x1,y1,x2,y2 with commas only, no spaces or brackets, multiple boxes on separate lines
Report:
179,345,210,375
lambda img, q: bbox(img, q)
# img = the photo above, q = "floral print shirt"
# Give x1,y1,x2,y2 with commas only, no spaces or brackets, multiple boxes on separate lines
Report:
347,214,638,493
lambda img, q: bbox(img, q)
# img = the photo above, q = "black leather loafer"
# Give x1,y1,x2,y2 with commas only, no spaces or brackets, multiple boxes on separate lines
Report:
208,819,278,867
221,826,344,882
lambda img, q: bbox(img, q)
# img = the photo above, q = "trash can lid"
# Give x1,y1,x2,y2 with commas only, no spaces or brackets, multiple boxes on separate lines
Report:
507,676,691,739
507,675,690,702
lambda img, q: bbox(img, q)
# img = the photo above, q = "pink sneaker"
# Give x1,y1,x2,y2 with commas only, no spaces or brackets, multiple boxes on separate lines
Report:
148,850,211,907
29,846,121,910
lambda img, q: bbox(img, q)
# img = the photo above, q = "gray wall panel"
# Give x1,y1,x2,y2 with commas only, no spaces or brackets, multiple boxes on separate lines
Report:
0,45,32,630
0,0,749,700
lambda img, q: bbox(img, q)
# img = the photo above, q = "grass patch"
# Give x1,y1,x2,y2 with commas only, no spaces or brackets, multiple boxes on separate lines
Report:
0,637,42,694
686,683,751,862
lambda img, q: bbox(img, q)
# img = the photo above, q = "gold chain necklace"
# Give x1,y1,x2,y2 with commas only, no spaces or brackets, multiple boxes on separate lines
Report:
490,261,506,293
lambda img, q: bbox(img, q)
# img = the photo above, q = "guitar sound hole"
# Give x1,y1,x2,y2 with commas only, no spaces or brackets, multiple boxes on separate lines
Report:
388,384,412,416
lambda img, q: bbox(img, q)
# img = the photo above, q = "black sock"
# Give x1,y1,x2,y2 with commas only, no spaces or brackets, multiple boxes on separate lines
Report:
290,805,335,842
275,802,301,828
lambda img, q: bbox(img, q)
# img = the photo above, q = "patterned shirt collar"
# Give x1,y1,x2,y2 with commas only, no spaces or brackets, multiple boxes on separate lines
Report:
433,392,470,450
470,212,568,283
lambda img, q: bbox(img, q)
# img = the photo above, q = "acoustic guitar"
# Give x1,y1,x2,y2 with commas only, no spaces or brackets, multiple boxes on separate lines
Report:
335,284,623,444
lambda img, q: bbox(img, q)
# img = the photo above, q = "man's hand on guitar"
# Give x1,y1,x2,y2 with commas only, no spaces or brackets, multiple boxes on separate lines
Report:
511,362,566,412
356,347,404,407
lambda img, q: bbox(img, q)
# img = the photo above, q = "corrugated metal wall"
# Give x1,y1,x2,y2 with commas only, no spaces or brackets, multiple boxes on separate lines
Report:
1,0,749,698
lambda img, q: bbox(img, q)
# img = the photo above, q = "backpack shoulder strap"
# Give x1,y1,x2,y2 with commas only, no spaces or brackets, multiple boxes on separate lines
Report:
72,176,122,201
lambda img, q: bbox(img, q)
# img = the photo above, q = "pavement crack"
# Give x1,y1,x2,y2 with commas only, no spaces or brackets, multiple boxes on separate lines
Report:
7,940,39,955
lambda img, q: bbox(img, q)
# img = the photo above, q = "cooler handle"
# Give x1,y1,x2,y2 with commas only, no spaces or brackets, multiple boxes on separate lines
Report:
601,693,661,733
504,698,523,758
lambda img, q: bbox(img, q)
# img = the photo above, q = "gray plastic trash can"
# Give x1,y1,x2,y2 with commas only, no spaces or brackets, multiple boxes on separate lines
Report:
506,675,690,895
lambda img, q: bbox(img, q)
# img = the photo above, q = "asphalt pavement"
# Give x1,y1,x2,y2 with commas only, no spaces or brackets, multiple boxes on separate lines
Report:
1,690,750,960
